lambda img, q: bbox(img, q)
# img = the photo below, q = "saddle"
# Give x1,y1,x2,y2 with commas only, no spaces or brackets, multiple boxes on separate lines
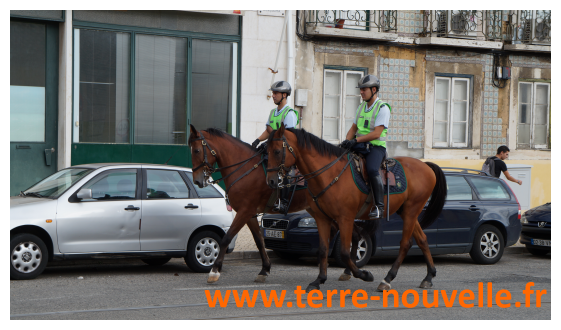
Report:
350,151,397,187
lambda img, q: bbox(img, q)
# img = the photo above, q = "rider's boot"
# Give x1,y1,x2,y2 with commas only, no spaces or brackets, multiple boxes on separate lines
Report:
273,186,290,214
368,175,385,219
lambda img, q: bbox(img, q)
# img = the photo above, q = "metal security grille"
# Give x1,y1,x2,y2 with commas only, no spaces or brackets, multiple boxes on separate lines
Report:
289,242,312,251
262,219,289,229
264,239,288,249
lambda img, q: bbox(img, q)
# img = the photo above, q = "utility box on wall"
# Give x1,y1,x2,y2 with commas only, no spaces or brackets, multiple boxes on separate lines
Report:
295,89,308,107
500,164,532,210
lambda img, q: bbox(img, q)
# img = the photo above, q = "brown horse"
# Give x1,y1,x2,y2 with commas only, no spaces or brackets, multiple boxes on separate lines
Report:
266,125,447,292
188,125,368,284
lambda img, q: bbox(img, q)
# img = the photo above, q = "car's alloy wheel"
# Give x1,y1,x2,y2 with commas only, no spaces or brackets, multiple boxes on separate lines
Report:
479,231,500,259
195,237,220,266
333,232,373,268
10,234,49,280
185,231,222,273
469,225,504,264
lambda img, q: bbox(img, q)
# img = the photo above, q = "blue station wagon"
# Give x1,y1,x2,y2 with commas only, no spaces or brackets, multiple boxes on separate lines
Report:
261,168,522,266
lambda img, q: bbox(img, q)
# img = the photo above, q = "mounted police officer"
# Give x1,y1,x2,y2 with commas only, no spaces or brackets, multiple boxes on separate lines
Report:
252,81,299,213
341,75,391,219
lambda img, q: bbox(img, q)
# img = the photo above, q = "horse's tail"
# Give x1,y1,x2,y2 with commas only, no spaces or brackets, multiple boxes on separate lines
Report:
418,162,447,229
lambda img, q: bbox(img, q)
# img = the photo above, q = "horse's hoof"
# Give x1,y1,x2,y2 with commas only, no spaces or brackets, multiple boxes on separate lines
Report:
306,285,320,293
377,280,391,292
338,273,352,281
207,270,220,284
419,280,433,289
363,270,374,282
254,275,268,283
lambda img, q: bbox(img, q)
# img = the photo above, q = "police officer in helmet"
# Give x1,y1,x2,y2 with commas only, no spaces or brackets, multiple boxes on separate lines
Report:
341,75,391,219
252,81,299,213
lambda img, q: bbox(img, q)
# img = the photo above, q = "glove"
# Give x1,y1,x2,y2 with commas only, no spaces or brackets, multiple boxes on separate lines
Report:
251,139,261,148
257,142,267,152
341,139,357,149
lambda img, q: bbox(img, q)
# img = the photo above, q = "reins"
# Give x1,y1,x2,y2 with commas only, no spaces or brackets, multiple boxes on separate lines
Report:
191,132,265,203
267,135,353,221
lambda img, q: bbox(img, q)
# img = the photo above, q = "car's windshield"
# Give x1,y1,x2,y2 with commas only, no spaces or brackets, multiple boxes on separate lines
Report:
22,168,93,198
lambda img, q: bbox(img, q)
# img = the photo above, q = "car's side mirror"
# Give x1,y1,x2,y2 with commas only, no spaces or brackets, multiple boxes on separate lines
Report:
77,189,92,200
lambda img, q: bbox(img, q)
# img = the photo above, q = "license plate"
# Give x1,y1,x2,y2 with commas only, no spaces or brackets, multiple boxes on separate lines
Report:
265,229,284,239
532,239,551,246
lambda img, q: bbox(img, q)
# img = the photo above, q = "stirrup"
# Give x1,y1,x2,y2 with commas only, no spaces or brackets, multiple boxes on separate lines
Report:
273,201,289,214
368,206,384,219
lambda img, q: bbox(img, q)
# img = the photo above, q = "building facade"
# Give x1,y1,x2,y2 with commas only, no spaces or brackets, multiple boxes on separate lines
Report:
10,10,551,208
292,10,551,208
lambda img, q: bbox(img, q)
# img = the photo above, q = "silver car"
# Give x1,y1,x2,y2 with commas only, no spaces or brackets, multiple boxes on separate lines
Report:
10,163,236,280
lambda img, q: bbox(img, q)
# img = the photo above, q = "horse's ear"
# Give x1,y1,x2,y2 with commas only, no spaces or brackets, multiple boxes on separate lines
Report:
278,122,286,136
190,124,198,135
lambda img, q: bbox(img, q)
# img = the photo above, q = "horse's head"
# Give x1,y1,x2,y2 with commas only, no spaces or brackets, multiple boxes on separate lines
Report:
188,124,217,188
266,123,298,189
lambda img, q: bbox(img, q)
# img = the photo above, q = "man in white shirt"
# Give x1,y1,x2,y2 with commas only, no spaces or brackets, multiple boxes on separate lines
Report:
341,75,391,219
252,81,299,214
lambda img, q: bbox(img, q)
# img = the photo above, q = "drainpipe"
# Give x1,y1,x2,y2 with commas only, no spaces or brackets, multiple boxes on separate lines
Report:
267,13,287,100
287,10,295,109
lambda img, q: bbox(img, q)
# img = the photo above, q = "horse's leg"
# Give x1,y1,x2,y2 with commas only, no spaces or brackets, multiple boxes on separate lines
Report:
246,217,272,283
412,221,437,289
207,210,250,283
339,224,360,281
377,213,416,291
338,218,374,282
305,216,331,292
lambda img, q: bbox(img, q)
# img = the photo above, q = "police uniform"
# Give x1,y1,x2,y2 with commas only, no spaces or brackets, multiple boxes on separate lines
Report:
352,97,391,180
266,104,299,129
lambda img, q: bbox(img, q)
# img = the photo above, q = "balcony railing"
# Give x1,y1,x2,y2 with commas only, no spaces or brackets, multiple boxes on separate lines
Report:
305,10,397,32
303,10,550,46
505,10,551,45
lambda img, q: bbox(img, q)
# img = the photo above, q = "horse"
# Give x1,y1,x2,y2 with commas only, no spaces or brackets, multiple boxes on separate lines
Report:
266,124,447,292
188,125,371,284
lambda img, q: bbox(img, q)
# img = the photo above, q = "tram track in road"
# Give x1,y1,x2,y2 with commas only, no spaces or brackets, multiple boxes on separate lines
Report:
192,301,553,320
11,297,551,319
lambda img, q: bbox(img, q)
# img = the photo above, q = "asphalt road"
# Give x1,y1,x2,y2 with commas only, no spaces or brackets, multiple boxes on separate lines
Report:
10,252,550,320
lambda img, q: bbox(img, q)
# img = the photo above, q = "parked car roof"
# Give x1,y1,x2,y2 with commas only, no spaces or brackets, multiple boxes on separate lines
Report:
69,163,194,171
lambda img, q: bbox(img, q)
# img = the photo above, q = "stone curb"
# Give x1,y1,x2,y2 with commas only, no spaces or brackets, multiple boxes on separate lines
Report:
225,246,528,260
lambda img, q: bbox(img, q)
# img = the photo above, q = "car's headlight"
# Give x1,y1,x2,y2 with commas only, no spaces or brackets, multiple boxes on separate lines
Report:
520,214,528,224
298,217,317,228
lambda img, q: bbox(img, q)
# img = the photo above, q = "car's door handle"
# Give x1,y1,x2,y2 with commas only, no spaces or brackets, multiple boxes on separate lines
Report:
469,205,480,211
185,204,199,209
125,205,140,210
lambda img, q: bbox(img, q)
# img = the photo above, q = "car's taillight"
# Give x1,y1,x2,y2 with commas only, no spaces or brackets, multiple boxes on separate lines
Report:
226,204,233,212
503,180,521,219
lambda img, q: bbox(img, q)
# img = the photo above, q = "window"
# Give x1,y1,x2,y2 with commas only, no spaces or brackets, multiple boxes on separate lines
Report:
10,21,46,142
517,82,550,149
24,168,93,198
433,76,470,148
73,27,240,146
146,170,190,199
322,69,364,144
184,172,223,198
445,175,474,201
73,29,131,143
81,169,137,200
191,39,238,134
469,177,510,200
135,35,187,145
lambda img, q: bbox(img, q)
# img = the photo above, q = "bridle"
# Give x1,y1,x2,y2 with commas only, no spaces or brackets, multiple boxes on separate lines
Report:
266,133,353,221
191,134,219,186
191,132,265,203
266,135,297,183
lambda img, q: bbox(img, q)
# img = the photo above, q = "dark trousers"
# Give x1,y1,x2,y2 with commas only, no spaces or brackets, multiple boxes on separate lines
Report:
351,143,386,178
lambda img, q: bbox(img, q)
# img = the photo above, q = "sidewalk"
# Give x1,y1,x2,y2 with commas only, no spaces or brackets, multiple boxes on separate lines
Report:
226,223,527,260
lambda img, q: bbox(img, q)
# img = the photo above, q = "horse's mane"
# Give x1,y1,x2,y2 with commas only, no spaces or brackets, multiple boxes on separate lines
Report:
189,128,256,152
268,128,345,158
